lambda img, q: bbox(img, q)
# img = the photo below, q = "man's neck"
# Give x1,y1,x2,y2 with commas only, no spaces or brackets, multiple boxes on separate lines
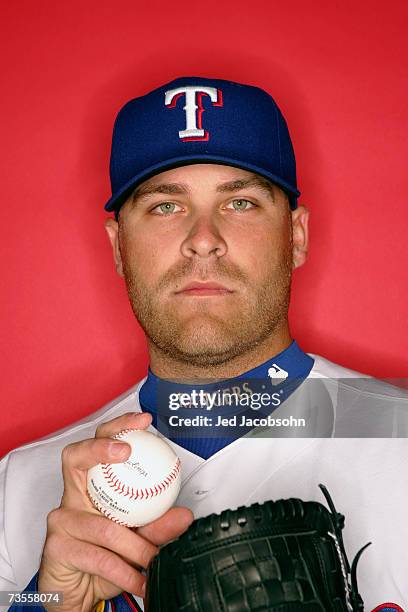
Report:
147,327,293,382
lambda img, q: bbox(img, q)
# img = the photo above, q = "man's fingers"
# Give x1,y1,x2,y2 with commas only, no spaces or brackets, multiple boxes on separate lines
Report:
60,438,132,509
95,411,152,440
137,506,194,545
62,437,131,474
62,412,152,478
53,508,159,569
45,535,146,597
61,412,152,502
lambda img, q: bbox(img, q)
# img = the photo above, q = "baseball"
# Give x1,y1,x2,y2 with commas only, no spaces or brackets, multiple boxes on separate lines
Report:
87,428,181,527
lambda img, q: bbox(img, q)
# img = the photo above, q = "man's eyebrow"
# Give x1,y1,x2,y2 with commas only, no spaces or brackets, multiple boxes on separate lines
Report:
216,176,276,200
131,182,190,203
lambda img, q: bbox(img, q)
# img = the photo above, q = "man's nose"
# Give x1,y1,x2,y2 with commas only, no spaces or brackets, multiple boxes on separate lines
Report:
180,216,227,259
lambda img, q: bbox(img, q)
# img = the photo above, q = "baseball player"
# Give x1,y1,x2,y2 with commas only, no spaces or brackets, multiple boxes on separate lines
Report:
1,77,407,612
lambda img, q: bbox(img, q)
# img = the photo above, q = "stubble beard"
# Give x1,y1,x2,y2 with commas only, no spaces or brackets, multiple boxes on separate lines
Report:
121,252,293,368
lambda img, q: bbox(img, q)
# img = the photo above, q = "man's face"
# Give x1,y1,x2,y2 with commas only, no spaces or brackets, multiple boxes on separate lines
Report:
106,164,308,367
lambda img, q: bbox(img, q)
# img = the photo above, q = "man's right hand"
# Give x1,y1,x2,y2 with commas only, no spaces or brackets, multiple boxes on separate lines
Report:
38,411,194,612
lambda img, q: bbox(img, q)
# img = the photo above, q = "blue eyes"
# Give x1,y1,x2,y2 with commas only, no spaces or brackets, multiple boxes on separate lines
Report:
152,199,255,216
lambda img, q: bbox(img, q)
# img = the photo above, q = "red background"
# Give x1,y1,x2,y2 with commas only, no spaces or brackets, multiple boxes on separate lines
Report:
1,1,407,458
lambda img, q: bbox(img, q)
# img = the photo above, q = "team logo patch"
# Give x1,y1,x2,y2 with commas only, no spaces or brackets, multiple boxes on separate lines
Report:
371,604,405,612
267,363,289,385
165,85,223,141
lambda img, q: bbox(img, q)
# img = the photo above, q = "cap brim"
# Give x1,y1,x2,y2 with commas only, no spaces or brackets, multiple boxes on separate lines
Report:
104,155,300,213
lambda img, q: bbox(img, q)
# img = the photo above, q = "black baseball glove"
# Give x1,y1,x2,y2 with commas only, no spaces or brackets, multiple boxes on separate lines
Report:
145,484,370,611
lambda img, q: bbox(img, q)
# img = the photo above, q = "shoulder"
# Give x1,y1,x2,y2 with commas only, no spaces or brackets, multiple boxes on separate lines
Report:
307,353,408,408
0,376,146,474
307,353,370,378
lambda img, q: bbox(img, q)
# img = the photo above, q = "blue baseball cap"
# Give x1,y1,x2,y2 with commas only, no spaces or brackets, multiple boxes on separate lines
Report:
104,76,300,214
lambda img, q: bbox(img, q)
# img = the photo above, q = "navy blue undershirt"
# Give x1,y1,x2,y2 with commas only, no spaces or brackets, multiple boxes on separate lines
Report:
139,340,314,459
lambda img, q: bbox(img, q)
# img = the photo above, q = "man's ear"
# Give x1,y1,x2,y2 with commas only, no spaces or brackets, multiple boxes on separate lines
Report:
104,217,124,277
291,205,309,270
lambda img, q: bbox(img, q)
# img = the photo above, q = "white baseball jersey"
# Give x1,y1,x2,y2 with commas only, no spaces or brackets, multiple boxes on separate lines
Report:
0,354,407,611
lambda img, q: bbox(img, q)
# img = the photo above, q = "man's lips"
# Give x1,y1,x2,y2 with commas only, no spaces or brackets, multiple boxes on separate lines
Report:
174,281,233,296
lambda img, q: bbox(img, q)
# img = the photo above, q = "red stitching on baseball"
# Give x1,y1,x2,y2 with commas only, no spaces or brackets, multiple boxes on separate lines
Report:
114,428,136,439
102,456,180,500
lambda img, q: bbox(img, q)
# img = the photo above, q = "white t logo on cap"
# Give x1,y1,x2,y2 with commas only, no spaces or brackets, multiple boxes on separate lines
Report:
165,85,223,141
